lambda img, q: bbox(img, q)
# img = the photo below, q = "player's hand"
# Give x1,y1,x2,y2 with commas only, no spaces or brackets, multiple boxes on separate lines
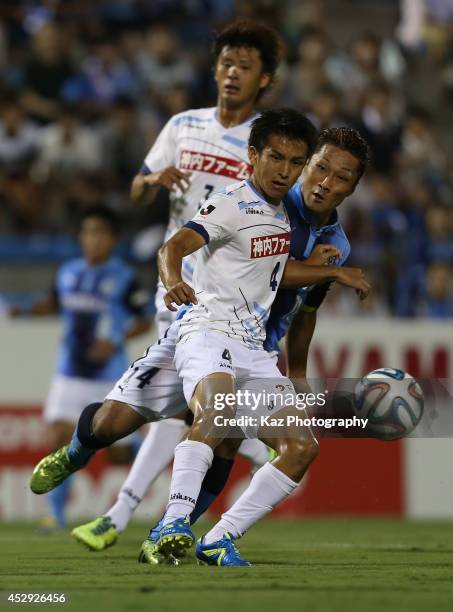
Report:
164,281,198,312
143,166,191,193
306,244,341,266
87,339,117,363
335,267,371,300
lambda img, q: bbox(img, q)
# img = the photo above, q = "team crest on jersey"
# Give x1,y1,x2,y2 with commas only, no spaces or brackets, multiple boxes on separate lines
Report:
200,204,216,216
251,232,291,258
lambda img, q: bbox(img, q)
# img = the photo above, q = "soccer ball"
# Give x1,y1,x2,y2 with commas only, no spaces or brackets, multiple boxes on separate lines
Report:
353,368,424,440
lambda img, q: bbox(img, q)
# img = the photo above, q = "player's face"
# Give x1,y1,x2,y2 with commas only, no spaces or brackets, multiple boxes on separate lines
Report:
249,134,309,205
80,218,115,264
214,46,271,109
302,144,360,221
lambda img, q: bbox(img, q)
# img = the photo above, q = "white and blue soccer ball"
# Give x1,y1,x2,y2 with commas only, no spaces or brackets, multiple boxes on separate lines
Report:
353,368,424,440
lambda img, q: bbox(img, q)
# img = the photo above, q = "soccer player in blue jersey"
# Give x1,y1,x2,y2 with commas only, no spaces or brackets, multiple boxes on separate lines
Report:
12,206,152,528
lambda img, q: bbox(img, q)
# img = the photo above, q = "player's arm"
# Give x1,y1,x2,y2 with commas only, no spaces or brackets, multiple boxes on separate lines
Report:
9,288,59,317
130,116,191,207
125,317,152,339
130,167,191,207
281,245,370,298
158,227,206,311
88,276,153,363
282,260,371,298
286,307,317,379
286,279,330,381
123,278,152,339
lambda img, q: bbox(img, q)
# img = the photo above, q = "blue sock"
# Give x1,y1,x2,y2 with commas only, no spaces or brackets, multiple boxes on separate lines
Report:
48,476,72,528
67,430,96,468
189,456,234,524
190,489,218,524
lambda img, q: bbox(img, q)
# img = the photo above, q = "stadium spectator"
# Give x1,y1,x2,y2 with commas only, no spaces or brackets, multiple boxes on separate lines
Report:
99,95,155,188
418,262,453,318
356,81,402,174
289,26,332,108
0,93,41,231
19,22,74,124
135,25,195,95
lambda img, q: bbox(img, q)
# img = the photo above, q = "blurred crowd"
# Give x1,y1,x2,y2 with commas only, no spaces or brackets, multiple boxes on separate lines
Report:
0,0,452,318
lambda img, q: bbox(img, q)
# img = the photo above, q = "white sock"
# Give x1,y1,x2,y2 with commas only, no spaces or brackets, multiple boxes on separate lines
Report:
238,438,271,469
204,462,298,543
163,440,213,525
106,419,187,532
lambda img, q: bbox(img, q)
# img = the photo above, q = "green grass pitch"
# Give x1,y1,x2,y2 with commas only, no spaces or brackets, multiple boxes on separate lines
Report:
1,519,453,611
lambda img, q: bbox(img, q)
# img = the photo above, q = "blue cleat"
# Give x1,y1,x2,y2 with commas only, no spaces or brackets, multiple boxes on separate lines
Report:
156,517,195,557
195,532,252,566
149,518,164,542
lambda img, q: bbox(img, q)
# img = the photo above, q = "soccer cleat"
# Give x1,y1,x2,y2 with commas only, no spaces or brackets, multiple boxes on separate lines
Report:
138,536,179,566
195,532,252,566
71,516,119,551
30,445,78,494
155,517,195,557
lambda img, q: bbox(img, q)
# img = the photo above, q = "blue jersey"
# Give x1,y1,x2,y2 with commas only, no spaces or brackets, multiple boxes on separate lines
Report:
54,257,148,381
263,183,350,353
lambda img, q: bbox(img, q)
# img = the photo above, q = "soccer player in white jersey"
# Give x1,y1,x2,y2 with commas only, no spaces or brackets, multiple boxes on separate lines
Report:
97,20,285,532
131,20,283,336
152,108,322,565
30,117,370,565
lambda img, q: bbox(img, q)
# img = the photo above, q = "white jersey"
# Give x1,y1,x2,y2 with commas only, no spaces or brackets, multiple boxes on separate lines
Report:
143,107,255,289
179,180,291,350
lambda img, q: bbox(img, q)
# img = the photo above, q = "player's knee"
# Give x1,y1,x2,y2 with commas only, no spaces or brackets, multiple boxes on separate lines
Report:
92,400,145,444
91,402,122,443
289,436,319,470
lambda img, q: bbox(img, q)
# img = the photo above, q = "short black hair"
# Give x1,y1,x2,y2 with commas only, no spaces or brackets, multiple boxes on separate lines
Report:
213,20,283,93
315,127,371,180
249,108,318,158
81,205,119,235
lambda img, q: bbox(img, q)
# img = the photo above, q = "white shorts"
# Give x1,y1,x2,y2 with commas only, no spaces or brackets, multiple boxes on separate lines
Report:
45,375,114,425
105,323,187,422
44,375,134,447
175,331,297,438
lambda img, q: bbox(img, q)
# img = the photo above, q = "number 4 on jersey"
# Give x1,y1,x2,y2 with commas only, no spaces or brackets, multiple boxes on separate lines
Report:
269,261,281,291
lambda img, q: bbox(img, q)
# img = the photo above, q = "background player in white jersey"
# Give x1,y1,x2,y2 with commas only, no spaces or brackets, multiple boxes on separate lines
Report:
92,20,285,532
153,109,323,564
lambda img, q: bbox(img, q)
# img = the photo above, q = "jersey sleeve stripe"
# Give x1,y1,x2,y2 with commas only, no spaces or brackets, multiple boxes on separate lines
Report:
184,221,210,244
140,163,151,175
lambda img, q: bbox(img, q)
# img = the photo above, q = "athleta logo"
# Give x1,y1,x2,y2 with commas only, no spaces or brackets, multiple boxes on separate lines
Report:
200,204,216,216
251,232,291,258
122,487,142,505
170,493,196,504
180,149,251,180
